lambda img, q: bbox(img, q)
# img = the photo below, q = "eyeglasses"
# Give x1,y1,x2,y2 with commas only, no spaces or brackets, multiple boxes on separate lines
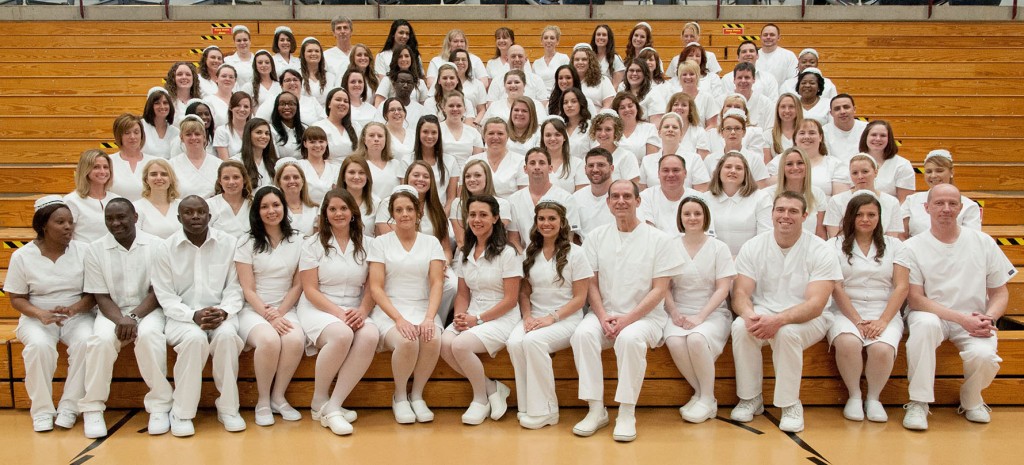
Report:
278,101,298,108
722,127,744,133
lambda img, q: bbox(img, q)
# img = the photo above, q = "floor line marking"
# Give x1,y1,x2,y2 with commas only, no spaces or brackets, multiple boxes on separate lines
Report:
70,409,140,463
763,410,831,465
714,415,765,435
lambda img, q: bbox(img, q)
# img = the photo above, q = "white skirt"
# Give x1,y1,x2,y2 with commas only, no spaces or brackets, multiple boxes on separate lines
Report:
296,294,369,356
827,311,904,350
443,308,520,358
662,308,733,357
237,307,301,344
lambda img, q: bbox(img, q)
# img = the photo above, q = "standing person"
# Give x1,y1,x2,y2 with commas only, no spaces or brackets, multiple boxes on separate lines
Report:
5,197,96,433
508,199,591,429
150,196,245,437
297,190,378,436
533,26,571,96
78,199,167,438
756,24,799,87
376,20,423,81
902,184,1014,430
730,191,843,433
828,193,910,423
324,16,354,77
368,186,447,424
664,196,735,424
224,25,254,86
64,149,120,244
572,148,616,237
507,148,580,248
441,195,523,425
570,180,684,442
298,37,334,108
822,94,868,163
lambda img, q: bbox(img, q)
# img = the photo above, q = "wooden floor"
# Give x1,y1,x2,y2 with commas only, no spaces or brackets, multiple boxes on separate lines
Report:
1,407,1020,464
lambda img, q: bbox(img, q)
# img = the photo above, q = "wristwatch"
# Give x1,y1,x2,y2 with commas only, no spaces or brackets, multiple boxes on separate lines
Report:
126,312,141,322
476,317,484,326
551,312,560,322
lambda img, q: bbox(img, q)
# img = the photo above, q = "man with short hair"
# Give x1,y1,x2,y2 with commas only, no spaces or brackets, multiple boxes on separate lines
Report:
730,191,842,433
822,94,868,163
324,16,354,77
508,149,580,247
571,180,684,442
638,154,710,236
902,184,1014,431
488,45,547,102
151,196,245,437
572,148,616,237
79,199,168,438
376,70,424,124
731,62,774,129
757,23,799,86
722,41,779,103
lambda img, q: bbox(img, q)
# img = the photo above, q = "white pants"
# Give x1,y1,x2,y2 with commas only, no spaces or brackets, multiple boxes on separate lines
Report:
731,309,831,408
570,313,662,405
165,317,243,419
16,313,95,418
506,316,579,416
79,310,172,414
906,311,1001,409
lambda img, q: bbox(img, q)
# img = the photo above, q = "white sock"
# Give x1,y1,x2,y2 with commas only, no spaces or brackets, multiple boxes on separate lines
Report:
619,403,636,417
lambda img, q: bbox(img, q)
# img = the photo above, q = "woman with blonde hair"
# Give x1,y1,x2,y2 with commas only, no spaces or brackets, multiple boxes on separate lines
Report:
533,25,570,96
771,147,826,238
705,152,772,256
208,159,254,239
766,93,803,163
63,149,118,243
169,116,223,199
899,149,981,238
427,29,488,89
135,158,182,239
449,159,514,248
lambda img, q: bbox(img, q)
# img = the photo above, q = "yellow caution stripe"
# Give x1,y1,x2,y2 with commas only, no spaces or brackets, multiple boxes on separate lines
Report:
211,23,232,28
101,142,118,150
722,23,744,28
977,200,985,207
740,35,759,41
200,35,223,41
189,48,203,55
3,241,26,249
855,116,869,122
996,237,1024,246
914,166,924,174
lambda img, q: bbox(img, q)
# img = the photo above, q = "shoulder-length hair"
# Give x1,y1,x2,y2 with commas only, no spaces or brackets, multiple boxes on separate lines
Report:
460,194,513,264
680,44,709,76
141,158,180,201
164,61,200,100
405,161,449,244
112,112,146,148
666,92,700,127
316,188,366,262
274,162,317,208
676,195,712,233
240,118,279,187
458,159,497,221
623,58,652,101
143,90,175,127
573,47,603,87
841,193,886,264
523,200,571,285
214,159,254,199
336,156,375,216
509,97,539,144
859,120,898,160
774,147,817,213
353,121,393,163
709,151,758,198
492,27,514,58
73,149,113,198
248,185,296,254
300,38,328,95
636,47,665,84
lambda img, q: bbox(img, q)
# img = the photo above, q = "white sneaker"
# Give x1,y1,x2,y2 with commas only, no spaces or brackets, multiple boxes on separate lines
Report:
865,400,887,423
410,400,434,423
461,402,490,425
487,381,510,420
320,410,353,436
779,403,804,433
392,398,416,424
32,415,54,432
254,406,275,427
169,412,194,437
683,399,718,424
902,401,929,431
730,394,764,423
572,407,609,437
271,401,302,421
959,404,992,424
148,412,170,435
612,414,637,442
519,412,558,430
218,412,247,432
54,410,77,429
678,396,699,420
843,398,864,421
82,411,107,439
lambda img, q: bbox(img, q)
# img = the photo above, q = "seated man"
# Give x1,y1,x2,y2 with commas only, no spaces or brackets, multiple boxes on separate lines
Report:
151,195,245,437
570,180,684,442
572,148,616,238
508,147,580,247
730,191,842,433
902,184,1014,430
79,199,169,438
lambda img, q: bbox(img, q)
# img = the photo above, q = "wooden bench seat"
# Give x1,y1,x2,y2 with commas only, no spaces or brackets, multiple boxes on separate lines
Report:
0,166,75,195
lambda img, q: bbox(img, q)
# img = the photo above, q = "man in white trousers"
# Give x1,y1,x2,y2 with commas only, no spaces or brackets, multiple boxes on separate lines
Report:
151,196,245,437
79,199,169,438
902,184,1014,430
730,191,842,433
570,180,684,442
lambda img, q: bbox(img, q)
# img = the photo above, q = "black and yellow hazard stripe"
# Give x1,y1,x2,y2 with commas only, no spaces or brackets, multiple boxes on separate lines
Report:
855,116,869,122
200,35,223,41
211,23,232,28
101,142,118,150
722,23,744,29
914,166,924,174
189,48,203,55
740,35,759,41
3,241,26,249
996,237,1024,246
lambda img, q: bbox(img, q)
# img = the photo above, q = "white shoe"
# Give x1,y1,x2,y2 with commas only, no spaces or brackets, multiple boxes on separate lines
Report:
218,412,247,432
169,413,194,437
339,407,358,423
488,381,510,420
410,400,434,423
843,398,864,421
148,412,170,435
32,415,54,432
779,403,804,433
255,406,275,427
682,399,717,424
572,407,609,437
902,401,929,431
392,398,416,424
462,402,490,425
959,404,992,424
678,396,699,420
730,395,764,423
82,411,107,439
612,414,637,442
271,401,302,421
865,400,887,423
54,410,77,429
321,411,353,436
519,412,558,430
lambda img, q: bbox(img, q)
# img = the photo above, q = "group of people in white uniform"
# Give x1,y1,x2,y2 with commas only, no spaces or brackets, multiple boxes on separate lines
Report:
4,18,1013,444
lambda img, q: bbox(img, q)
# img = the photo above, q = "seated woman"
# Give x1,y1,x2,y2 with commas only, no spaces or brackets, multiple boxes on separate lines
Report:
828,192,909,423
164,62,200,124
588,112,640,185
768,119,850,198
232,118,280,190
297,189,378,436
234,185,306,427
768,148,827,238
704,152,772,256
335,156,380,237
702,110,770,189
202,64,237,130
214,92,254,160
664,196,735,424
859,120,915,204
141,87,180,159
539,117,588,193
899,149,981,239
612,92,660,163
555,87,593,160
4,197,96,432
638,112,710,192
375,44,430,107
507,199,591,429
449,159,515,249
571,44,615,110
795,68,831,126
208,160,253,239
169,116,222,199
440,195,522,425
311,87,360,161
135,159,183,239
426,29,488,89
368,186,447,424
466,118,527,200
824,154,904,239
296,126,341,206
298,37,335,108
107,113,157,201
353,122,408,200
274,160,320,236
533,26,570,96
412,115,460,213
239,50,281,110
63,149,119,244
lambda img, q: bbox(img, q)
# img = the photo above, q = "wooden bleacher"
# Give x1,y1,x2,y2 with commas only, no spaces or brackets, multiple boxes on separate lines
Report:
0,20,1022,409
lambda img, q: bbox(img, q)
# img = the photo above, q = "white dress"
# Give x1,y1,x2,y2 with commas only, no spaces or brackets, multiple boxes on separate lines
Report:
234,233,303,342
169,153,222,199
134,198,182,239
663,236,736,357
441,123,484,169
108,152,157,201
446,246,523,357
366,159,409,201
368,232,448,337
213,125,244,159
706,190,773,256
208,195,252,239
63,191,121,244
827,236,910,348
875,155,916,198
296,159,340,206
142,121,180,159
549,156,588,193
296,234,374,353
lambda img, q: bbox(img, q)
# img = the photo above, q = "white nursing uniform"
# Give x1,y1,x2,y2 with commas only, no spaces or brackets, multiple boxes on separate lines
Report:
368,232,448,338
466,152,527,199
203,95,231,130
801,99,832,126
507,186,581,247
213,125,244,159
169,153,222,199
618,122,660,163
446,246,523,356
297,235,374,354
767,154,850,196
566,126,591,160
506,131,541,158
532,53,571,95
109,153,157,201
571,188,614,238
63,192,122,244
142,122,180,159
664,236,736,357
732,231,842,407
388,127,417,164
449,196,513,232
826,235,909,348
549,156,588,194
639,151,711,189
822,120,868,163
680,125,712,154
234,234,303,342
638,187,707,237
824,190,904,235
208,195,252,239
296,159,340,206
706,190,773,256
900,191,982,238
271,125,303,160
608,146,641,182
367,159,409,201
507,244,592,416
703,148,770,184
356,194,382,237
311,119,358,161
134,198,183,239
273,54,300,76
239,81,282,109
419,153,460,206
875,155,916,198
581,77,616,110
441,123,484,169
289,203,320,236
